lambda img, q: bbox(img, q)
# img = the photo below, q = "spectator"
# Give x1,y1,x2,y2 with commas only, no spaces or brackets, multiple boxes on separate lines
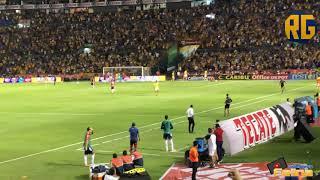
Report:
214,122,224,163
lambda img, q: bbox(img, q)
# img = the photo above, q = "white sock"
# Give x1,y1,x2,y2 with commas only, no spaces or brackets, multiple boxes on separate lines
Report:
91,154,95,165
165,140,168,152
170,139,175,151
84,155,88,166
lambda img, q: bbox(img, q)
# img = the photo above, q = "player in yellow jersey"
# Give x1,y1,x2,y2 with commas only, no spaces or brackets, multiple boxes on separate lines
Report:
204,70,208,79
317,77,320,90
171,71,175,81
154,80,159,96
183,70,188,80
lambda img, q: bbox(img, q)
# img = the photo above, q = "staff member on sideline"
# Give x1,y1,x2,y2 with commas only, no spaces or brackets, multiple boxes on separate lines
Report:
214,122,224,164
305,102,313,124
206,128,217,168
111,153,124,176
189,141,199,180
187,105,195,133
131,150,143,167
129,122,139,152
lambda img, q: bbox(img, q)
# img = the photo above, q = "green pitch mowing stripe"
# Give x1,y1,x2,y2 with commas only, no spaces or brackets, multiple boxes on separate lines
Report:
0,80,318,180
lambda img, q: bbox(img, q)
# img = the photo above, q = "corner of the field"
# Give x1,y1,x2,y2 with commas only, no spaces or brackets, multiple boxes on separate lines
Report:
159,163,175,180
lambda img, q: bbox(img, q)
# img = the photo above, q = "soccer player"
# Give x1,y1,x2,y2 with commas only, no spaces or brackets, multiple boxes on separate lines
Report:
154,80,160,96
183,70,188,80
224,94,232,117
317,77,320,90
53,76,56,86
161,115,176,152
204,70,208,79
171,71,175,81
129,122,139,152
279,79,286,94
91,77,95,88
110,78,116,94
83,127,95,166
186,105,195,133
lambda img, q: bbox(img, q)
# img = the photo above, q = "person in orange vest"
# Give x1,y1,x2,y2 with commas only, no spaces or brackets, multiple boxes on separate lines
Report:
110,153,124,176
189,141,199,180
121,150,134,171
131,150,143,167
305,102,313,124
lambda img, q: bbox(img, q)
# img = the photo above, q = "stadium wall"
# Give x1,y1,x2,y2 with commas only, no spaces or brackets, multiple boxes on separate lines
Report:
219,103,294,155
0,77,62,83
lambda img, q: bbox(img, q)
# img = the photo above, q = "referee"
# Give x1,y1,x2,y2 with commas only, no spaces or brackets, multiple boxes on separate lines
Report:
187,105,195,133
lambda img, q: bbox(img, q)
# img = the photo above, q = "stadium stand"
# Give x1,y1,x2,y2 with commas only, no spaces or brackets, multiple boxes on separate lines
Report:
0,0,319,76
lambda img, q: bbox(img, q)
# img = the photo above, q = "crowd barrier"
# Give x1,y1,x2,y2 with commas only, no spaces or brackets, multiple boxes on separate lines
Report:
95,75,166,82
0,77,62,83
179,73,319,80
219,103,295,155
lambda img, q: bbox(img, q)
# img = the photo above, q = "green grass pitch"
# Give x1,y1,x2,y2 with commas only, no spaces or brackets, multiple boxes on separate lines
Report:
0,80,319,179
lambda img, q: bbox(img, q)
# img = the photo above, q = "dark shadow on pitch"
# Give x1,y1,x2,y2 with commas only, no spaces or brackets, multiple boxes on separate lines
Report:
47,162,84,167
74,174,88,180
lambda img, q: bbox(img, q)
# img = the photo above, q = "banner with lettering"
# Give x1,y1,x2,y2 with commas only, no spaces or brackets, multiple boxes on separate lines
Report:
219,103,294,155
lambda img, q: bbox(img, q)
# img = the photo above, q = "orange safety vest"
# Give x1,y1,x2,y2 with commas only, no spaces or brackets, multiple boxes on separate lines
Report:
111,157,123,168
132,151,143,160
306,104,312,115
317,98,320,107
189,147,199,162
122,155,133,164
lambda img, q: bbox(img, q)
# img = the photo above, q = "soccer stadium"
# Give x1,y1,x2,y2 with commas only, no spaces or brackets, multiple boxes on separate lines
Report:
0,0,320,179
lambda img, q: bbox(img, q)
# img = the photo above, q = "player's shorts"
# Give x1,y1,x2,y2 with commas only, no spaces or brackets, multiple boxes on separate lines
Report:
163,133,172,140
281,84,284,88
155,87,159,91
111,86,115,90
130,139,137,146
91,82,93,85
84,146,94,155
188,117,194,122
225,104,230,109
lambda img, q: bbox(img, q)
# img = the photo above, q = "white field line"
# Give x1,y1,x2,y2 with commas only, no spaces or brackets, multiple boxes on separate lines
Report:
177,145,190,152
0,86,305,165
83,97,270,149
0,112,103,116
160,163,176,180
93,150,183,158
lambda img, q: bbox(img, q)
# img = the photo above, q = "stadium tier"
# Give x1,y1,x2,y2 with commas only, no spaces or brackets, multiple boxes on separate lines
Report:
0,0,320,180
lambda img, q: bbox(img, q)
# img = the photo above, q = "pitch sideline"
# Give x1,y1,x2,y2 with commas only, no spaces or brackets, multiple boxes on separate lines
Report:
0,86,305,165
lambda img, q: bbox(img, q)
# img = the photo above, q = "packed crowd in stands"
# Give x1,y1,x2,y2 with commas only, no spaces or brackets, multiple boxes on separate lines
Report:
0,0,319,76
